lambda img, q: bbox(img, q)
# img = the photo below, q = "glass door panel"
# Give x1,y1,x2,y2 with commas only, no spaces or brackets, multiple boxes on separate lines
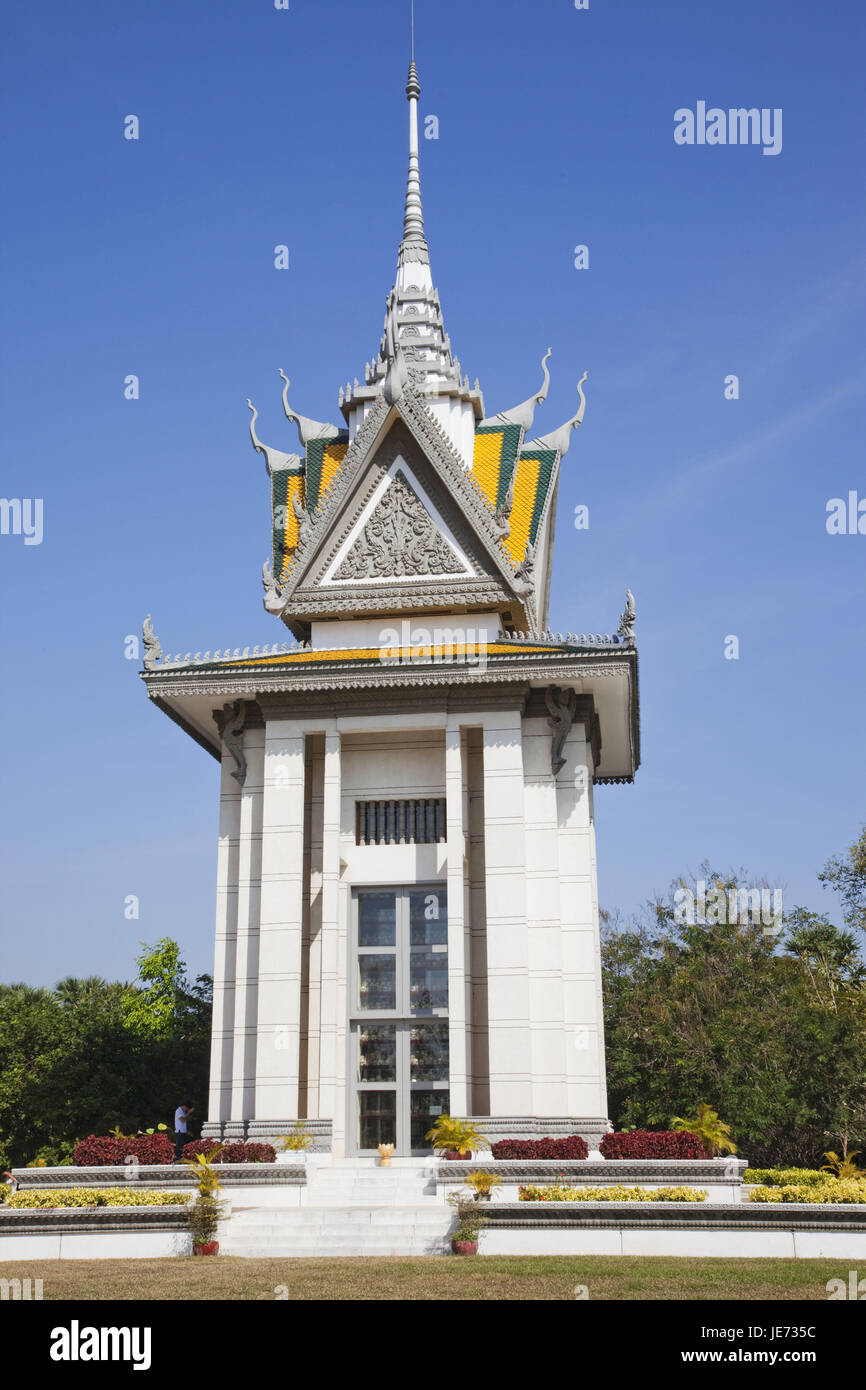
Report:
409,1022,449,1082
357,954,396,1011
359,892,397,946
358,1024,397,1083
410,1090,450,1151
358,1091,397,1151
352,887,450,1154
409,888,447,945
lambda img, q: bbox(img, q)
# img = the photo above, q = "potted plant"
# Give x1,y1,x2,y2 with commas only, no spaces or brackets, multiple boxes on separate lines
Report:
276,1123,315,1165
183,1147,225,1255
425,1115,489,1161
447,1192,484,1255
466,1169,501,1202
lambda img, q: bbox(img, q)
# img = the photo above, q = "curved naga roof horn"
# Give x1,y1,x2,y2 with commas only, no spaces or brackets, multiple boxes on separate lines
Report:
482,348,553,433
247,400,302,477
279,370,341,449
531,371,588,457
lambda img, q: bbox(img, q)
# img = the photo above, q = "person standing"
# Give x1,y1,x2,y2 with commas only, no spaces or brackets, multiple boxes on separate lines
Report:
173,1100,194,1161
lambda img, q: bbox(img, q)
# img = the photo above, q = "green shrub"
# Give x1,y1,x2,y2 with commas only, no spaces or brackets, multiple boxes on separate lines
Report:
518,1184,707,1203
7,1187,188,1208
750,1181,866,1205
743,1167,834,1187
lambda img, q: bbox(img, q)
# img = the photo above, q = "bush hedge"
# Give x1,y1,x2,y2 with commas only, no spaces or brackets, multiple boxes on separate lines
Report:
490,1136,589,1161
519,1184,707,1202
743,1168,837,1188
750,1181,866,1204
7,1188,189,1208
180,1140,276,1164
599,1130,707,1160
73,1135,175,1167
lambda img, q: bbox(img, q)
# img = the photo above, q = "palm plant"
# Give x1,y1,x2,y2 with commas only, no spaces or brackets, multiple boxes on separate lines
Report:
671,1103,737,1156
466,1170,501,1199
183,1147,224,1250
277,1123,314,1153
425,1115,489,1157
821,1150,863,1180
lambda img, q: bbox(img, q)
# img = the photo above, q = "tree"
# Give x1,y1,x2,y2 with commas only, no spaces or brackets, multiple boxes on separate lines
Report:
0,942,212,1168
602,868,866,1168
819,827,866,938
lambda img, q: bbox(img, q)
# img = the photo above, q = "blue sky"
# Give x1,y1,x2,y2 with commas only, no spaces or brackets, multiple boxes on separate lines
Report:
1,0,864,986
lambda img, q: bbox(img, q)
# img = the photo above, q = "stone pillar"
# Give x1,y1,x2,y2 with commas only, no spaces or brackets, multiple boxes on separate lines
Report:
208,752,241,1125
445,721,469,1116
557,724,608,1119
254,719,307,1120
303,737,325,1120
230,729,264,1124
317,726,342,1129
482,710,532,1114
522,714,568,1115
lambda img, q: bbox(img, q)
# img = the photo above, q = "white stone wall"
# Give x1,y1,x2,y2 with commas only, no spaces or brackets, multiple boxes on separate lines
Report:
206,699,610,1151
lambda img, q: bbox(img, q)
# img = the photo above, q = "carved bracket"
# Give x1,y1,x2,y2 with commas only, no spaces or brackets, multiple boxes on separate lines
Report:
214,700,247,786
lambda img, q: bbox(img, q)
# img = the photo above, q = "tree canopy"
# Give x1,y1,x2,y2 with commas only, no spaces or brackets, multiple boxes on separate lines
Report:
602,846,866,1167
0,940,211,1169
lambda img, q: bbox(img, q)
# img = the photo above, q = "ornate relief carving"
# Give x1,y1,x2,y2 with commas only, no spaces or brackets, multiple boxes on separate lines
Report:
142,614,162,669
334,470,463,580
546,685,578,776
617,588,636,643
217,699,247,786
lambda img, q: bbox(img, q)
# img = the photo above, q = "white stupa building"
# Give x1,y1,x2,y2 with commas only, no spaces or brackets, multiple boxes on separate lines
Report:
141,59,640,1157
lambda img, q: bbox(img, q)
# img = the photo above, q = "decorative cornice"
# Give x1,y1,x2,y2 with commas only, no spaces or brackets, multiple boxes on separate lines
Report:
482,1203,866,1233
436,1159,748,1185
0,1207,188,1235
256,681,532,721
11,1163,305,1188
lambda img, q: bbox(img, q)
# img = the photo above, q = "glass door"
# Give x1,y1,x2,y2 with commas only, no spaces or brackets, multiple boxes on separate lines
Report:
352,886,449,1154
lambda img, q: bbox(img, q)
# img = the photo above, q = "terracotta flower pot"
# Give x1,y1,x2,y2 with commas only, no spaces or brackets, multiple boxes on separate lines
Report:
444,1150,470,1161
193,1241,219,1256
451,1239,478,1256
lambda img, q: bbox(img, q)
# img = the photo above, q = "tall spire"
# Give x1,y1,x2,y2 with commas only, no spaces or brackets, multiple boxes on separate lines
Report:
400,55,428,265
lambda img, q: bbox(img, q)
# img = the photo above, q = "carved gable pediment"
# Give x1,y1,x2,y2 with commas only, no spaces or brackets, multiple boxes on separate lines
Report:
324,467,473,585
273,393,535,632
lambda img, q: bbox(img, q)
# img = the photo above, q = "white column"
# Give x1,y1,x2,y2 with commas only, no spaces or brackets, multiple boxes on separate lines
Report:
208,753,241,1125
304,740,325,1120
522,716,568,1115
557,725,608,1118
230,730,264,1122
317,727,341,1129
254,720,307,1119
482,711,532,1114
445,722,469,1116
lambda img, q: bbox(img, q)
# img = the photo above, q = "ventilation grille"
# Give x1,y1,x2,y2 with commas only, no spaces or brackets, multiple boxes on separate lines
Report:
355,798,447,846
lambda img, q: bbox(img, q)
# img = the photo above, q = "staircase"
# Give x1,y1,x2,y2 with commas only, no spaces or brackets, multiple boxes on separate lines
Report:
218,1160,454,1258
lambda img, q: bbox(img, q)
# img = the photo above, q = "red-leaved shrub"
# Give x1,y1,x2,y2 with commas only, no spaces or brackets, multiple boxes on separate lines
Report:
73,1134,175,1166
599,1130,707,1160
490,1136,589,1161
180,1140,276,1164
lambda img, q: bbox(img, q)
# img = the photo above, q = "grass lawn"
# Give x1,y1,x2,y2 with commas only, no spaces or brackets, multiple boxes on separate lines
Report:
0,1256,846,1300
